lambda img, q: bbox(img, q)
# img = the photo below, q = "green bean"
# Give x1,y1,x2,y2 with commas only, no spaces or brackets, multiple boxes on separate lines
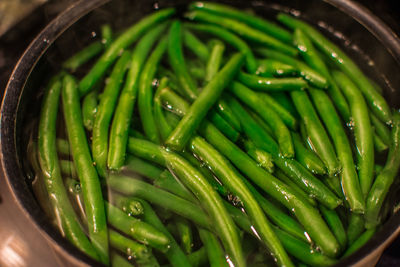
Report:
319,205,347,250
278,13,392,123
291,90,340,176
270,92,299,118
342,228,376,258
175,217,193,254
371,112,391,145
333,71,374,197
63,42,103,72
168,20,198,101
230,82,294,158
274,169,317,207
198,113,340,257
374,131,389,153
184,22,257,73
101,24,113,49
106,201,170,252
347,214,365,246
79,8,175,96
188,1,293,43
205,39,225,83
37,77,99,261
108,174,210,229
136,199,192,267
293,29,365,212
165,53,244,151
273,227,338,267
154,77,173,142
228,97,341,209
238,72,308,92
125,156,164,180
60,159,77,178
161,149,246,267
56,138,70,156
186,247,209,267
256,59,297,77
108,24,167,171
81,89,98,131
188,62,206,80
244,140,274,173
216,97,242,132
111,252,133,267
183,29,210,62
365,111,400,228
92,50,131,177
292,132,326,175
207,110,240,142
198,228,228,267
109,230,153,262
61,74,109,264
256,48,328,89
185,10,297,56
189,136,294,267
138,37,168,143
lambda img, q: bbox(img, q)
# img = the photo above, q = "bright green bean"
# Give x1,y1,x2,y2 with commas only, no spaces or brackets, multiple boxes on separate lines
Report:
79,8,175,96
165,53,244,151
238,72,308,92
205,39,225,83
319,205,347,250
109,229,153,262
92,50,131,177
81,89,98,131
244,140,274,173
124,155,164,180
292,132,326,175
108,23,167,171
63,42,103,72
256,59,297,77
62,75,109,264
175,217,193,254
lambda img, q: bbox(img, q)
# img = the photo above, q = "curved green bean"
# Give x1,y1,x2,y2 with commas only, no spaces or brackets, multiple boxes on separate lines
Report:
92,50,131,177
333,71,374,197
62,74,109,264
138,36,168,143
108,23,167,171
79,8,175,96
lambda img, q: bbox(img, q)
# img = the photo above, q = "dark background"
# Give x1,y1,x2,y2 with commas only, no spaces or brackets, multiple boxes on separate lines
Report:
0,0,399,266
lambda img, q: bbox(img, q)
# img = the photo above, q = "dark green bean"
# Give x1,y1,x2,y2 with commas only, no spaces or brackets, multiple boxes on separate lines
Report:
138,36,168,143
188,1,293,43
111,252,133,267
38,77,99,261
208,109,240,142
293,29,365,212
347,214,365,246
198,228,228,267
291,90,340,176
56,138,70,156
256,48,328,89
333,71,374,197
92,50,131,177
371,112,391,146
79,8,175,96
184,22,257,73
183,29,210,62
256,59,297,77
278,13,392,123
216,97,242,132
230,82,294,158
62,74,109,264
342,228,376,258
168,20,198,101
185,10,297,56
238,72,308,92
165,53,244,151
186,247,209,267
175,217,193,254
154,170,197,203
154,77,173,141
292,132,326,175
106,201,170,252
269,92,299,118
108,24,167,171
60,159,77,178
365,111,400,228
81,89,98,131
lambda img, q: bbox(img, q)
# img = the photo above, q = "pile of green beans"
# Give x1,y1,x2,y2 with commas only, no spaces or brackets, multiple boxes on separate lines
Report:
33,2,400,267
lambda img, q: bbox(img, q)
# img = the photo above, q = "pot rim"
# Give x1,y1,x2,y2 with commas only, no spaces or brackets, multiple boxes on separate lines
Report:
1,0,400,266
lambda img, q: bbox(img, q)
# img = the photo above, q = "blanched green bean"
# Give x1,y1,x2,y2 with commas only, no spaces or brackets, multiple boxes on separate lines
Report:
238,72,308,92
183,29,210,62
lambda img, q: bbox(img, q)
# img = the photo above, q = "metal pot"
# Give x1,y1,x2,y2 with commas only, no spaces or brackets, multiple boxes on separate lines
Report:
1,0,400,266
